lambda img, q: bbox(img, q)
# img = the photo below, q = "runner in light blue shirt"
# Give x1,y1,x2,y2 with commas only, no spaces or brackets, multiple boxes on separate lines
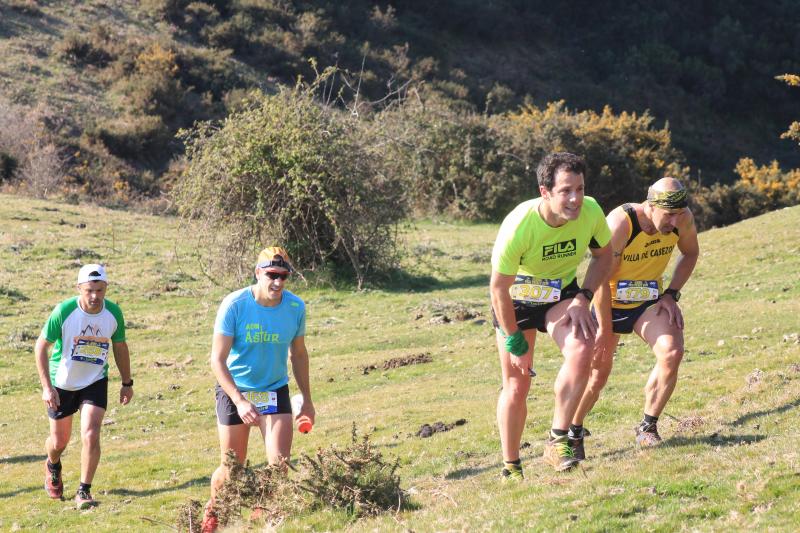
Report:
202,247,315,532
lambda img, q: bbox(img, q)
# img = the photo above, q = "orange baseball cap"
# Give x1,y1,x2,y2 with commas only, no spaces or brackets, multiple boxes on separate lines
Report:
256,246,293,271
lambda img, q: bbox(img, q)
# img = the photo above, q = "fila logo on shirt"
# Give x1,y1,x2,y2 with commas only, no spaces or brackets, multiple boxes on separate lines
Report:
542,239,576,260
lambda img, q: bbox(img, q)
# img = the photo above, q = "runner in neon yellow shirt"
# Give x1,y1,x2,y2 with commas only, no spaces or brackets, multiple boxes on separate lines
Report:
490,152,612,476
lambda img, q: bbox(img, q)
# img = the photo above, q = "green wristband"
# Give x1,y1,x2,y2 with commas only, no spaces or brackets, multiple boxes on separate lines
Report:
504,330,529,357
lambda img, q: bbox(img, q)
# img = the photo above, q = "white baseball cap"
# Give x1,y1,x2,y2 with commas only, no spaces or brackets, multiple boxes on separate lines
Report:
77,264,107,284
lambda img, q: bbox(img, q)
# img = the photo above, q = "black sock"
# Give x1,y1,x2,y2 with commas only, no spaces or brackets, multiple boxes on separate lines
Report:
643,414,659,425
503,458,521,466
79,482,91,493
550,428,568,439
640,414,659,431
568,424,583,439
47,460,61,472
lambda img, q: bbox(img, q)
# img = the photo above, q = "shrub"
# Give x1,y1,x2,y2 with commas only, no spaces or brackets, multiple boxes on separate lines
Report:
499,101,689,213
56,30,114,67
0,99,66,198
173,84,404,287
0,152,17,182
373,89,527,221
174,427,405,531
90,114,172,162
297,424,404,516
690,158,800,230
120,43,185,120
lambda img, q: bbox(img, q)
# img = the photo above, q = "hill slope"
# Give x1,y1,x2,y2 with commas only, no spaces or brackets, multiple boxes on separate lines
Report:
0,194,798,530
1,0,799,192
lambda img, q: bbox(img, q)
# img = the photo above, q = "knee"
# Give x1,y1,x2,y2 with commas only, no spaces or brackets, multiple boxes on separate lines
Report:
50,434,69,452
588,365,612,391
502,379,530,401
82,429,101,448
657,345,684,371
567,343,594,372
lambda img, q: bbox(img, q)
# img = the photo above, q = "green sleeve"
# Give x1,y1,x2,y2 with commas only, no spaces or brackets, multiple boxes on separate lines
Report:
41,298,78,342
106,300,127,342
492,204,532,275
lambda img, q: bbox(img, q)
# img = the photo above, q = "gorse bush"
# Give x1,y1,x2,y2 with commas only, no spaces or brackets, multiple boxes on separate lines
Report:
373,93,688,222
500,101,689,212
692,158,800,229
174,428,405,531
297,423,405,517
172,84,404,287
374,90,527,221
692,73,800,230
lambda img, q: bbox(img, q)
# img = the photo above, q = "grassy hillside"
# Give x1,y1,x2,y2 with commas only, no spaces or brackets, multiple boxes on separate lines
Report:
0,193,798,531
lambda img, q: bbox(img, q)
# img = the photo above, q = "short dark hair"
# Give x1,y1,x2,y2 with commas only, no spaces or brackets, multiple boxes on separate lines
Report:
536,152,586,190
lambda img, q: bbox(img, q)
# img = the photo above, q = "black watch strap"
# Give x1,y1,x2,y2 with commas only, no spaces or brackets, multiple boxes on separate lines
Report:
577,288,594,302
663,288,680,301
122,379,134,387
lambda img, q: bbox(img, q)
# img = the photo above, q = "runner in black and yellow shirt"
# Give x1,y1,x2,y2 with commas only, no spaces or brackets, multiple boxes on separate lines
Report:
571,177,699,456
490,152,612,476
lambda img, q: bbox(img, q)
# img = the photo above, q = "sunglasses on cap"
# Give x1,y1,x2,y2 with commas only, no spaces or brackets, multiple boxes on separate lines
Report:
265,271,290,280
257,256,293,271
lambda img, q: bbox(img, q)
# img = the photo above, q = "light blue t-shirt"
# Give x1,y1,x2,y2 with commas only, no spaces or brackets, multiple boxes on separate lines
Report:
214,287,306,392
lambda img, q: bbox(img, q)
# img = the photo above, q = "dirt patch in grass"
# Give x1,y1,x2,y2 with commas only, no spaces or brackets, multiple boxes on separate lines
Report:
362,352,432,374
745,369,764,388
417,419,467,438
676,415,706,432
414,299,484,324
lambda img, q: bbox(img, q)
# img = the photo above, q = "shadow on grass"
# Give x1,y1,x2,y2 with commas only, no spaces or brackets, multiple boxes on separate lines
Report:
0,485,41,499
597,432,767,461
444,463,496,480
726,397,800,427
107,475,210,497
372,272,489,293
0,454,46,465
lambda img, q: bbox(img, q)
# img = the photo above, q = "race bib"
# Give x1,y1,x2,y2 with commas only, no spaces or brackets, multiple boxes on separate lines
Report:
242,390,278,415
616,280,659,303
509,276,562,305
70,337,110,366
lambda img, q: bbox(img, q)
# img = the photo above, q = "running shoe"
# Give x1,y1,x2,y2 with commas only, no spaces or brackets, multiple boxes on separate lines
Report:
635,423,663,447
201,499,218,533
44,461,63,499
500,463,524,482
544,435,579,471
75,489,95,510
568,427,591,462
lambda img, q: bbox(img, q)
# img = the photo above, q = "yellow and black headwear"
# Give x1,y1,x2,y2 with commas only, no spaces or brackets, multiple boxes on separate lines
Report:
647,188,688,209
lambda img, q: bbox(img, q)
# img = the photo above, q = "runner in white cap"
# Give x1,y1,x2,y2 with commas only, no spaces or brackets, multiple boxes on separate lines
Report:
35,264,133,509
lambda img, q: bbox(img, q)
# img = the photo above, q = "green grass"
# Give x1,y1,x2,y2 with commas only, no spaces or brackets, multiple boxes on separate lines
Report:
0,193,798,531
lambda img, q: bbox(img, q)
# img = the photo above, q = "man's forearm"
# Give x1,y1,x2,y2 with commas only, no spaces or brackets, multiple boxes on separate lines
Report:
668,253,698,290
34,337,53,389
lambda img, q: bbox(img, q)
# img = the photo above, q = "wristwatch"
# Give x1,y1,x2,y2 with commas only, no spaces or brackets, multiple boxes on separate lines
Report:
122,379,134,387
663,288,681,302
577,288,594,302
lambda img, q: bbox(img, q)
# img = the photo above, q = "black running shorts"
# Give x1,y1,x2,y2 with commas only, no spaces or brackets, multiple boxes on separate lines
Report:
603,300,658,334
47,377,108,419
215,383,291,426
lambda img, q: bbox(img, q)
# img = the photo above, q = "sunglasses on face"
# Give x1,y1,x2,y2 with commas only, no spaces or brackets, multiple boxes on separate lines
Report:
265,271,290,280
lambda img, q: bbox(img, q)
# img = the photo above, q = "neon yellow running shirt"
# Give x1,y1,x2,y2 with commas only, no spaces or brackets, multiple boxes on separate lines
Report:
492,196,611,286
